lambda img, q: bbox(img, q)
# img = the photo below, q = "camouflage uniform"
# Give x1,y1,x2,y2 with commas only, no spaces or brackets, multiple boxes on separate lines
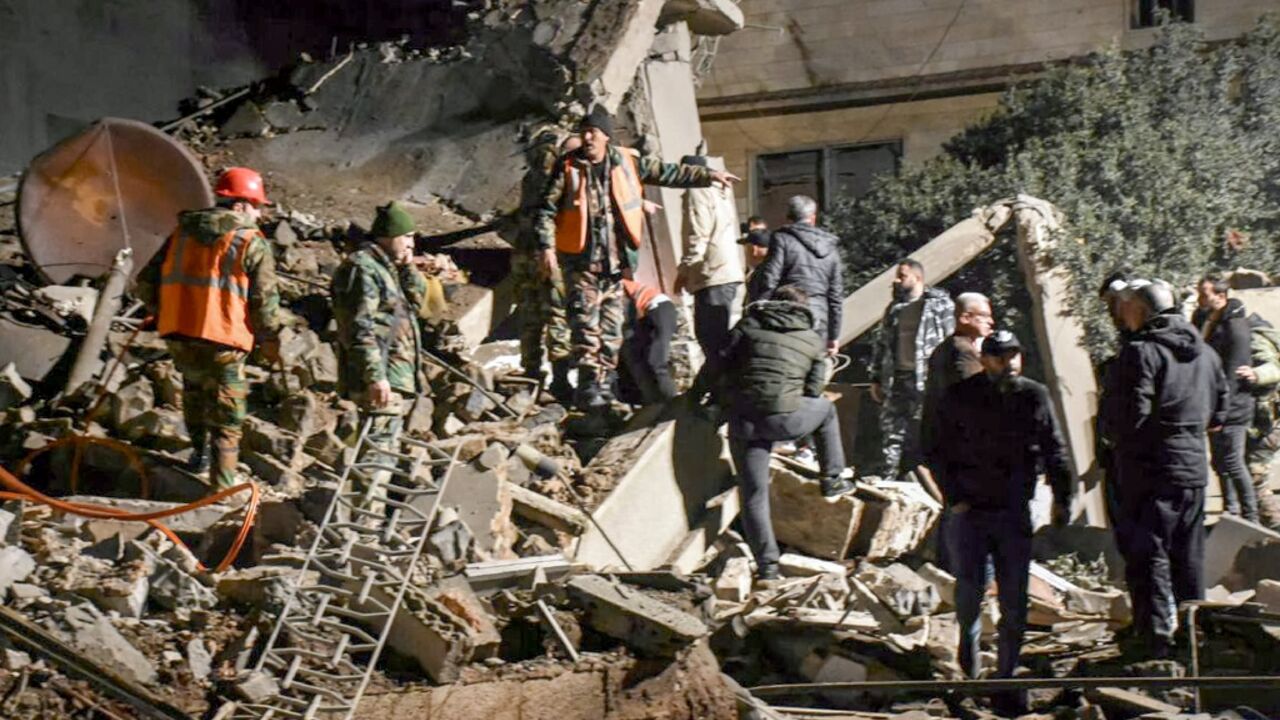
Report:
534,144,712,395
871,287,955,477
514,135,570,376
135,208,280,488
331,243,428,516
1246,321,1280,527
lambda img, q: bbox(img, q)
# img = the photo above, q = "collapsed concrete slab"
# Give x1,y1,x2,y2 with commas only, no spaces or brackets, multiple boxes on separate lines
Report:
574,409,732,571
566,574,708,657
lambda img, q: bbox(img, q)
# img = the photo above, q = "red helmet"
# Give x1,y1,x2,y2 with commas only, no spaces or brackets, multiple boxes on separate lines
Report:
214,167,270,206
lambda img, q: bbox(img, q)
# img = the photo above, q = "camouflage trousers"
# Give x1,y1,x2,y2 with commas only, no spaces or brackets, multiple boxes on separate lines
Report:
880,371,923,478
512,253,570,375
1247,408,1280,528
563,266,625,385
168,339,248,489
353,409,405,522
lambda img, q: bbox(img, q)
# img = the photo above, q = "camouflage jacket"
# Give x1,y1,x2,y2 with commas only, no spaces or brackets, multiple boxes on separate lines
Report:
533,144,713,267
872,286,954,393
514,138,564,254
135,207,282,342
331,244,429,402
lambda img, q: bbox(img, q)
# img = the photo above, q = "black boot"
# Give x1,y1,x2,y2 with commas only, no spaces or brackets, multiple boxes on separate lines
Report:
549,359,574,406
184,435,211,475
574,369,608,411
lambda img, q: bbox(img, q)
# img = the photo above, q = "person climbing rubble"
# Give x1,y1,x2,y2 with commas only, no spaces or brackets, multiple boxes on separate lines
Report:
331,201,430,515
924,330,1072,715
615,278,677,406
534,106,738,411
1111,279,1226,660
692,285,854,587
134,166,282,491
514,129,576,404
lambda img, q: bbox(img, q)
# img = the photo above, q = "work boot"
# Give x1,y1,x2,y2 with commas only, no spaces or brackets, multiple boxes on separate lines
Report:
549,359,574,406
754,564,781,591
821,468,856,498
184,436,211,476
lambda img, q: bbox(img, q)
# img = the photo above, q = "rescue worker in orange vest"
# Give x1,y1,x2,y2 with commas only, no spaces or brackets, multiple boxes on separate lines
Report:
616,278,678,406
535,107,738,410
136,167,282,490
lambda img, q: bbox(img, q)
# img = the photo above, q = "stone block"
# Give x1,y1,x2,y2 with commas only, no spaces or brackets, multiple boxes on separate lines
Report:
149,554,217,611
0,545,35,598
856,563,941,618
110,378,154,429
1256,579,1280,613
779,553,847,577
849,480,941,560
566,574,707,657
187,638,213,680
59,603,156,686
76,572,149,618
769,465,864,560
235,670,280,703
915,562,956,608
222,102,270,137
243,417,308,469
714,556,752,603
438,458,516,559
431,580,502,660
216,565,309,613
119,408,188,451
1205,514,1280,590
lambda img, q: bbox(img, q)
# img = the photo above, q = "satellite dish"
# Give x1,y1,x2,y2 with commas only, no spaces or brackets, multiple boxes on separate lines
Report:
17,117,214,284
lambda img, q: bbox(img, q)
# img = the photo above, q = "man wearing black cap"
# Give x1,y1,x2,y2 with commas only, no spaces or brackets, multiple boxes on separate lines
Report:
925,330,1072,712
535,107,739,410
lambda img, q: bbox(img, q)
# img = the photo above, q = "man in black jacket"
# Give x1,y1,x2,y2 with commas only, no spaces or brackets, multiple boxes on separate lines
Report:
692,285,853,584
1115,280,1227,658
925,331,1072,705
748,196,844,355
1193,273,1257,522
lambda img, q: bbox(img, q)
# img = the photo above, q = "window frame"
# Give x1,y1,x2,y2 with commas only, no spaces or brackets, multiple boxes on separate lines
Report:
1130,0,1194,30
750,139,903,220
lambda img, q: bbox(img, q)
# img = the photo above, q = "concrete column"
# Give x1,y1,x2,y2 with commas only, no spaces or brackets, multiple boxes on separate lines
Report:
1011,195,1105,526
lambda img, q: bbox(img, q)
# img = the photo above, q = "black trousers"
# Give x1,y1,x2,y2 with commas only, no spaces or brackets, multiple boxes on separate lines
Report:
693,283,740,367
617,301,677,405
1122,485,1205,646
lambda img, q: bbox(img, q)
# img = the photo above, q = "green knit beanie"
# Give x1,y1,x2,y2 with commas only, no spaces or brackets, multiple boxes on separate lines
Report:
372,201,415,238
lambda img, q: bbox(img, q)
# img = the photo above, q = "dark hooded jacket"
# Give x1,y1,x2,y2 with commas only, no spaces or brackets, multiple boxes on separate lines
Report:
693,300,826,418
748,222,844,344
1114,312,1228,494
1191,298,1255,427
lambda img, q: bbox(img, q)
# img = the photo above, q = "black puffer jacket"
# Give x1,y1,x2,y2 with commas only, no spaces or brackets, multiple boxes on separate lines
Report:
748,222,844,344
695,300,826,418
1192,298,1255,426
1114,313,1228,494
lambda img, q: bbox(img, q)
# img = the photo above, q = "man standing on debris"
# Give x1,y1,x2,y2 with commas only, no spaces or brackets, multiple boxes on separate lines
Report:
925,330,1071,710
675,155,745,366
535,107,738,410
920,291,994,569
748,196,843,355
331,202,429,511
1193,273,1258,522
1112,280,1226,659
692,285,854,585
135,166,281,490
514,130,577,404
871,259,954,478
616,278,677,406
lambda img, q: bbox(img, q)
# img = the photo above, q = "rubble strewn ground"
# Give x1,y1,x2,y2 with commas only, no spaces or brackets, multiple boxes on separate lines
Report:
3,6,1280,720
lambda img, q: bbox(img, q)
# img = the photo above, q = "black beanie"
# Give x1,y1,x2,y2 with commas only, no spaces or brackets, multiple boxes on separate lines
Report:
580,106,614,137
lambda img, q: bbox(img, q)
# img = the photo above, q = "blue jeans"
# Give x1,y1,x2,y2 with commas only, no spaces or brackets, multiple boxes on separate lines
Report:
949,506,1032,679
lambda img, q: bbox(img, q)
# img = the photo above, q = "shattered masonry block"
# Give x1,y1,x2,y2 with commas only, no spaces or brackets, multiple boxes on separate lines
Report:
769,465,864,560
566,574,707,657
59,603,157,686
714,556,752,603
360,583,473,683
779,553,847,578
0,545,35,597
849,480,941,561
856,563,941,618
915,562,956,608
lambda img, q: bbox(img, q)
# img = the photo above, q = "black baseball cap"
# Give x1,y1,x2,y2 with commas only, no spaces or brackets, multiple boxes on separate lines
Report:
739,229,771,247
981,330,1022,357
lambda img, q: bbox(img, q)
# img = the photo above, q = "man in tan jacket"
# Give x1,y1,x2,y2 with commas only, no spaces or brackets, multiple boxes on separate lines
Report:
675,154,746,366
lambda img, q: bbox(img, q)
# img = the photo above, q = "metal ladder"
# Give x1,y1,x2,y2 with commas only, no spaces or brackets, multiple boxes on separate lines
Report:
225,418,459,720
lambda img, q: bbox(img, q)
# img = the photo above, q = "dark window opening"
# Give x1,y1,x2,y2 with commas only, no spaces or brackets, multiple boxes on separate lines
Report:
1132,0,1194,29
754,141,901,228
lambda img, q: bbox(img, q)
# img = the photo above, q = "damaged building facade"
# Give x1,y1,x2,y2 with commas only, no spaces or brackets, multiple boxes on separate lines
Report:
0,1,1279,720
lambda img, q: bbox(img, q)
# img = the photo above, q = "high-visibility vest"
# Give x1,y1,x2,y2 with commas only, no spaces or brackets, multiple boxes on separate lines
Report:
156,227,257,351
554,148,646,255
622,279,667,319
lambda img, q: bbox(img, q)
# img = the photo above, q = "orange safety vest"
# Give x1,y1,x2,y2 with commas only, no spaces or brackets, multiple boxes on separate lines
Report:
622,279,664,319
156,227,257,351
554,148,646,255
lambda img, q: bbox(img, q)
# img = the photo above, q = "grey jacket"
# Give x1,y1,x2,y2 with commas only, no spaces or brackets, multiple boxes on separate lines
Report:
748,222,844,344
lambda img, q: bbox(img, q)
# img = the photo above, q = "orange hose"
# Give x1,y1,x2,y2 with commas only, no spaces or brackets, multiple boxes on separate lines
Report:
1,440,260,573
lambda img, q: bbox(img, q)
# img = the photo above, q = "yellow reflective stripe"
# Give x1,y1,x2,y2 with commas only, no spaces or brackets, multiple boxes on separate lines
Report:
159,231,251,299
